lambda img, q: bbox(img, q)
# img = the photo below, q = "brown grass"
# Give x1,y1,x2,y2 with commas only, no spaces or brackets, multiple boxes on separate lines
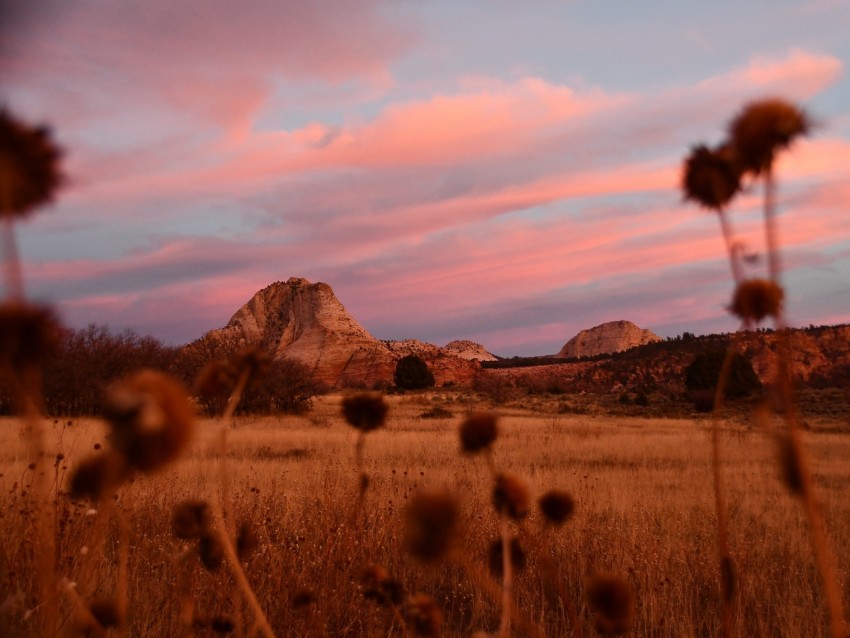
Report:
2,393,849,636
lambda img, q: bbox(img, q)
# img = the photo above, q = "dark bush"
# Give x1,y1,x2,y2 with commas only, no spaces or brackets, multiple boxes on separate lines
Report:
394,354,435,390
239,357,319,414
685,349,761,409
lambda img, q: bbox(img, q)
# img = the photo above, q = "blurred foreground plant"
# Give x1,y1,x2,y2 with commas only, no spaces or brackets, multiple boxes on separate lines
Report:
683,97,846,638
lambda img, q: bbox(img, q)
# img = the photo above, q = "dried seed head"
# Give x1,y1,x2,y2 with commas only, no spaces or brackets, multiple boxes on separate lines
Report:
209,616,236,635
291,588,317,608
728,98,810,173
361,564,404,606
406,594,443,637
729,279,784,323
0,303,61,375
341,392,389,432
104,370,195,472
193,615,236,635
778,434,803,495
87,598,120,630
193,360,237,400
171,500,210,540
198,531,224,571
0,109,63,218
68,453,125,501
538,489,575,525
236,520,259,561
492,472,530,520
487,537,527,577
230,346,270,382
682,144,742,210
586,574,635,635
459,413,498,453
404,489,459,562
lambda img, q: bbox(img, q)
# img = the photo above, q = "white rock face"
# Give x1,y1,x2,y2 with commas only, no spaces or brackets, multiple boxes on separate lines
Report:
198,278,479,387
557,320,660,359
442,340,499,362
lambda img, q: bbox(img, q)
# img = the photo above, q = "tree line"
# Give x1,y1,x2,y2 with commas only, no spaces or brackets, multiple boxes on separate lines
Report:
0,323,319,416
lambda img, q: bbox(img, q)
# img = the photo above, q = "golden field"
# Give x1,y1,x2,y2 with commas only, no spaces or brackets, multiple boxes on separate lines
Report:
1,392,849,637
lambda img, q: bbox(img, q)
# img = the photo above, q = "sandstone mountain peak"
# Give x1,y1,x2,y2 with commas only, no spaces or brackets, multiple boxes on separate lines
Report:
443,340,499,362
557,320,661,359
197,278,478,387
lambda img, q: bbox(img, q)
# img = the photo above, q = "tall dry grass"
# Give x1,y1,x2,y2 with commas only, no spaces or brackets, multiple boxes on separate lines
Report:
2,393,849,636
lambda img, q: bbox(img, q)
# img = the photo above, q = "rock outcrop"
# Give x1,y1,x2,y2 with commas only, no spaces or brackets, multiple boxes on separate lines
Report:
557,320,661,359
195,278,478,388
443,340,499,362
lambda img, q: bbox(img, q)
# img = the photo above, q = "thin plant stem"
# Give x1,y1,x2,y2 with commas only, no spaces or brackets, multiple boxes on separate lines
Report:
209,506,277,638
355,431,368,504
62,577,107,638
498,515,513,638
521,522,583,638
211,366,276,638
17,375,58,637
389,602,410,638
539,555,583,638
222,368,251,426
176,550,196,638
710,340,744,638
448,553,546,638
717,209,743,284
774,327,847,638
757,159,847,638
116,511,130,638
3,215,25,301
763,167,782,285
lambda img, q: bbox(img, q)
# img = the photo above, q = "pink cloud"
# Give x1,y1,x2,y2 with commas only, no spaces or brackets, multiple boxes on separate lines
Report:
729,48,842,98
57,48,844,219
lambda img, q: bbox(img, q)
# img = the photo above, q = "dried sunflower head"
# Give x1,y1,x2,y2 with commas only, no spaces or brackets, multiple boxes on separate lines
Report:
459,412,498,453
193,360,237,400
103,370,195,472
492,472,530,520
729,278,784,323
0,109,63,218
682,144,741,210
171,500,211,540
0,302,61,376
341,392,388,432
406,594,443,637
68,452,127,501
229,346,270,382
361,564,404,606
538,489,575,525
587,574,634,635
728,98,810,174
404,489,459,562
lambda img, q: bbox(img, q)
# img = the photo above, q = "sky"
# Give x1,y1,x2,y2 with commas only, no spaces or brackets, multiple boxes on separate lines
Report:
2,0,850,356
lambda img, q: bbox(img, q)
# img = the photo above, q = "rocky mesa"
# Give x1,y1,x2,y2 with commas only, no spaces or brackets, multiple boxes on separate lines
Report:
196,278,480,388
557,320,661,358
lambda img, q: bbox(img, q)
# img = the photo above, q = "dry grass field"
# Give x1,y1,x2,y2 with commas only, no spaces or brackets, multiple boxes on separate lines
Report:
2,391,849,637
